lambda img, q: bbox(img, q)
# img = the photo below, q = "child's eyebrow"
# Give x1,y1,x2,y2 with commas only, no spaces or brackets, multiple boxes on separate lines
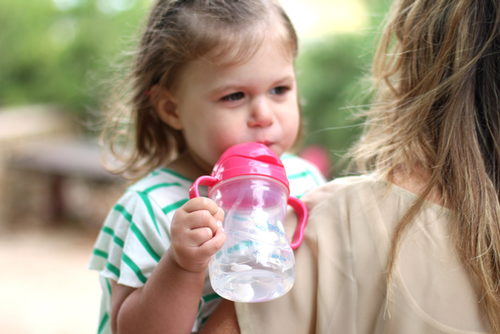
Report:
213,75,296,94
213,84,245,94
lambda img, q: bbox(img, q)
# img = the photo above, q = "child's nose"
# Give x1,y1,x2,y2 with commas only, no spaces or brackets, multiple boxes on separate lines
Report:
247,98,274,127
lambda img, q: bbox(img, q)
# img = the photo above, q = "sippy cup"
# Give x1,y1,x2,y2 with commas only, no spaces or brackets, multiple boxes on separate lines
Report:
189,142,308,303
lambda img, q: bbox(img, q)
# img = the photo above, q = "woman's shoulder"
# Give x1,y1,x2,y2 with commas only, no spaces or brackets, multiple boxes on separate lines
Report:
302,173,447,214
299,174,381,208
299,174,447,230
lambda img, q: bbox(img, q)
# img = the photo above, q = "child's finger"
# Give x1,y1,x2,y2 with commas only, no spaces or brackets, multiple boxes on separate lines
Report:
214,207,225,224
190,226,214,246
185,203,222,231
180,210,220,233
183,197,219,216
198,227,226,257
205,214,223,235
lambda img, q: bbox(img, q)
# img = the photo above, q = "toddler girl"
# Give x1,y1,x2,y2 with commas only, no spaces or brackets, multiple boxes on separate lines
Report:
88,1,326,333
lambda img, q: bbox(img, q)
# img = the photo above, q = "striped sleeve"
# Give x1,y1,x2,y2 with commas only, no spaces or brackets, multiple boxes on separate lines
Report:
89,189,173,288
88,170,212,333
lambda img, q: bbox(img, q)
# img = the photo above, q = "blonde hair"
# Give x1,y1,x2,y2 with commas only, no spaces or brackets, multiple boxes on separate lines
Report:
101,0,299,180
352,0,500,330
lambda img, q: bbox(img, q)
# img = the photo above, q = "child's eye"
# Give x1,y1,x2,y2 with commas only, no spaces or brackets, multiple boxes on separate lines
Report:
221,92,245,101
270,86,289,95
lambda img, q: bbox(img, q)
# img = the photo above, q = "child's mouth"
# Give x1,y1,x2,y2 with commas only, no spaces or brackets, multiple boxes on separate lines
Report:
257,141,273,147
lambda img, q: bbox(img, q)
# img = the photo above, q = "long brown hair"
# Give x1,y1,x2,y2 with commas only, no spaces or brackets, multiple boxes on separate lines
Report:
352,0,500,331
100,0,299,180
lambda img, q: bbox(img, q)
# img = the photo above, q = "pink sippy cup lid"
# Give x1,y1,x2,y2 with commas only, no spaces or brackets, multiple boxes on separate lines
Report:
211,142,290,193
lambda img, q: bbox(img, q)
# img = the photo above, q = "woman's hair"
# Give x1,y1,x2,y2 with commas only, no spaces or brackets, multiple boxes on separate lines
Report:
101,0,299,180
352,0,500,330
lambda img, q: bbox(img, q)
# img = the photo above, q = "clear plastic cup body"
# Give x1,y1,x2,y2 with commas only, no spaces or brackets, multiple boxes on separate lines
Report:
208,175,295,303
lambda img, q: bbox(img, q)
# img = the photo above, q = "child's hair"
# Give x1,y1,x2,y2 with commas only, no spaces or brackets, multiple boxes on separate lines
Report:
352,0,500,330
101,0,299,180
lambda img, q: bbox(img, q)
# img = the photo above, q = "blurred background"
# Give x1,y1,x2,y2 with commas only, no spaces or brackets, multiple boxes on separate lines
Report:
0,0,389,333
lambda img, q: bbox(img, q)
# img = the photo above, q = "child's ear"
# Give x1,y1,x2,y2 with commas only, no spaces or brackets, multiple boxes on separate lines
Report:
151,86,183,130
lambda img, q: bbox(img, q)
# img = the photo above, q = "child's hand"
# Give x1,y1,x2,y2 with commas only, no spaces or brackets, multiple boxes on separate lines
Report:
170,197,225,273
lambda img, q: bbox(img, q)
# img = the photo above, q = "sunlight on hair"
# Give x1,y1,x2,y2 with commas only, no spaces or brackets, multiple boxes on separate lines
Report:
279,0,367,40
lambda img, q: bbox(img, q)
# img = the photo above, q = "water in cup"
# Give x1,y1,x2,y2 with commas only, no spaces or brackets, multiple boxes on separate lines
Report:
209,209,296,302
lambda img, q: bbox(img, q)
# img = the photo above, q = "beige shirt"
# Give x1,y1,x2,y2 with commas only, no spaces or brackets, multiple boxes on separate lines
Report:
235,175,491,334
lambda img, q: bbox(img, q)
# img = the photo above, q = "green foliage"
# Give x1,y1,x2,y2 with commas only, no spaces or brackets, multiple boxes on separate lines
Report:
0,0,150,115
295,2,390,177
296,35,373,176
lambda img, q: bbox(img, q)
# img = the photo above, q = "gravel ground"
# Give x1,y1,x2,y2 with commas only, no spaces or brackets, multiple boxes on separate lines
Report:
0,225,102,334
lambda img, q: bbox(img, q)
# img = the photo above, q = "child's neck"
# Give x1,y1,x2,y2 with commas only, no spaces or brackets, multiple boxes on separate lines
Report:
165,151,212,181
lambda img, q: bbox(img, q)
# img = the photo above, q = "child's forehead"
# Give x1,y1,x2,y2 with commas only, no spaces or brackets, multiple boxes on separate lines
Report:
174,38,295,93
203,34,295,67
195,12,296,65
166,16,296,91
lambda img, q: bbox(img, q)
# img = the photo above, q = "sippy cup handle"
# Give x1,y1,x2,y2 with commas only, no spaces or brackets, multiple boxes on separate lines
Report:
189,176,218,199
287,197,308,250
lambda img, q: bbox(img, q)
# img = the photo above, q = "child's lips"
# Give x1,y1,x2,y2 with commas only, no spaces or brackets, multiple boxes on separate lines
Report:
257,141,273,147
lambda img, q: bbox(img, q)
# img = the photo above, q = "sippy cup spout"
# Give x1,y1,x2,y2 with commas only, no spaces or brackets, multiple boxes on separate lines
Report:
209,142,291,193
189,142,308,249
189,142,291,197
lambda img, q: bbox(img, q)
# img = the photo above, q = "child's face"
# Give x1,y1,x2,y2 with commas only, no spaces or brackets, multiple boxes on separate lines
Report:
163,39,300,173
